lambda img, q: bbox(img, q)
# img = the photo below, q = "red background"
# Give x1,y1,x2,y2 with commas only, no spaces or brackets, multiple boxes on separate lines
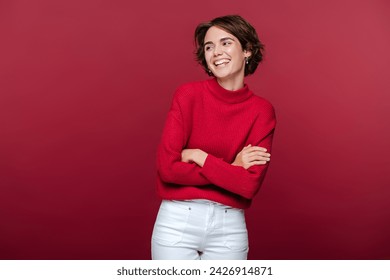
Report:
1,0,389,259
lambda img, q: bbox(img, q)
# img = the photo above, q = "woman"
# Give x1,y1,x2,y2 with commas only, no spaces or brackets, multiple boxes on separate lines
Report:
152,15,276,260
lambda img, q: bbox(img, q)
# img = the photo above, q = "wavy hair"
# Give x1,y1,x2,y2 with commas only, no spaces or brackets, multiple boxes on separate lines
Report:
194,15,264,76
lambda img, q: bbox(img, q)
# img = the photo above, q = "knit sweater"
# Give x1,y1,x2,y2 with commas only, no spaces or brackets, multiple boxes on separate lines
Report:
156,78,276,209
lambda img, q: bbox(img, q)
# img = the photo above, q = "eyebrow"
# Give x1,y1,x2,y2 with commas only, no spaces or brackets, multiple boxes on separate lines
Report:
204,37,235,46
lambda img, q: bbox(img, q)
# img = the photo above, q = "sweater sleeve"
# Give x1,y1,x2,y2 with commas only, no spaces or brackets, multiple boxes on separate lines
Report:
199,104,276,199
157,89,211,186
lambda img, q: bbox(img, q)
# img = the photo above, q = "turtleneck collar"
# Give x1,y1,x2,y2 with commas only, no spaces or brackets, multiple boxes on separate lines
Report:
206,78,253,104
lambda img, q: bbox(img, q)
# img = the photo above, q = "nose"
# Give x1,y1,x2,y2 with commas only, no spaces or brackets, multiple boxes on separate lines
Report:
213,44,223,56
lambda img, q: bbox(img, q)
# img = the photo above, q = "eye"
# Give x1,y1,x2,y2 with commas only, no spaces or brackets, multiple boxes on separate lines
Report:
222,40,232,46
204,45,213,51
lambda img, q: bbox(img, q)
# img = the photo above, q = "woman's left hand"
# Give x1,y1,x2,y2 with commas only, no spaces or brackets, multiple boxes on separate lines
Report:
181,149,208,167
232,144,271,169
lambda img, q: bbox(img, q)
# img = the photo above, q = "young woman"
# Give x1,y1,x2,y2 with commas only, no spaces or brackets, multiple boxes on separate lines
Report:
152,15,276,260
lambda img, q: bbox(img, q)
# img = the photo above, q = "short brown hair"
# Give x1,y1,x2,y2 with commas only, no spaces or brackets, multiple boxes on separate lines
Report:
194,15,264,76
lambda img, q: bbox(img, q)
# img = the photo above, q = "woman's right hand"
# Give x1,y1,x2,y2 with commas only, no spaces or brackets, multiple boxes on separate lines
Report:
232,144,271,169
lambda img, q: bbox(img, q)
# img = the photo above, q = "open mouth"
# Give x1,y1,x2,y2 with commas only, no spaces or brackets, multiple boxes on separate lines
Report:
214,59,230,67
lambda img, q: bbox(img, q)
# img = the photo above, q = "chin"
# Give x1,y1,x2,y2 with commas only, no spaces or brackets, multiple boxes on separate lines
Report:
211,69,230,78
214,72,233,80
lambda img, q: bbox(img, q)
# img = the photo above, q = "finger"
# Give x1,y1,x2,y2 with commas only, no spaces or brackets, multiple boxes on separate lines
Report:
249,153,271,160
248,152,271,158
245,151,271,159
245,146,268,153
247,155,271,162
244,152,265,159
242,144,252,151
243,152,270,160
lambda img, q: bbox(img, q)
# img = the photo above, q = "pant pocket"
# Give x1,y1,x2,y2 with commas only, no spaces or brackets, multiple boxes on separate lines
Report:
223,208,248,251
152,200,191,246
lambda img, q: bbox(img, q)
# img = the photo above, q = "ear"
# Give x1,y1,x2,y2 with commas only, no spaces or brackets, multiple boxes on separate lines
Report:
244,49,252,58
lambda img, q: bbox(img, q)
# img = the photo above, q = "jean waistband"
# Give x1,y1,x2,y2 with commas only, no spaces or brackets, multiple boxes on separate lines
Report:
170,199,238,210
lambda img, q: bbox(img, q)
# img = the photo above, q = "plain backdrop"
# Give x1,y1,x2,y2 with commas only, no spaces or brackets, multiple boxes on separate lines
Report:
0,0,389,259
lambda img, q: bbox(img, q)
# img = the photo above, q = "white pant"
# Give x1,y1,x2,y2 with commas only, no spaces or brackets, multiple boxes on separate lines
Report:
151,199,248,260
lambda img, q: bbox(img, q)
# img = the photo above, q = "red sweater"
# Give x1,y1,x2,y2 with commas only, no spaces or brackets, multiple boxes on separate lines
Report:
156,78,276,209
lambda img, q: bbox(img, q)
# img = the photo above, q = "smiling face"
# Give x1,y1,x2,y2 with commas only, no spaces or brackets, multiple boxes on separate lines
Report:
204,26,251,89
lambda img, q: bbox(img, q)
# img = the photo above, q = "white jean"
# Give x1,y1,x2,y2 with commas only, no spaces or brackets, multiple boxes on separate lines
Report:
151,199,248,260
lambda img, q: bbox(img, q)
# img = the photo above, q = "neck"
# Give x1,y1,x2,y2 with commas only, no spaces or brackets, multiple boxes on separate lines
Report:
207,78,252,104
216,76,245,91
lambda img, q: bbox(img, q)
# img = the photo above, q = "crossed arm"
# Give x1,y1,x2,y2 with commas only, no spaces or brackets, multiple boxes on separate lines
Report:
158,143,272,199
157,91,276,199
181,144,271,169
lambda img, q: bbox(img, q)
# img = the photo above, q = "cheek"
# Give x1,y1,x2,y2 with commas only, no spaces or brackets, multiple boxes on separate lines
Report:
204,53,213,66
229,48,244,59
204,52,212,61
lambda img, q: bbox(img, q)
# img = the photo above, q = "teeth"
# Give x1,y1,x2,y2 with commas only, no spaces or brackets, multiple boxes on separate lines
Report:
214,59,230,66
